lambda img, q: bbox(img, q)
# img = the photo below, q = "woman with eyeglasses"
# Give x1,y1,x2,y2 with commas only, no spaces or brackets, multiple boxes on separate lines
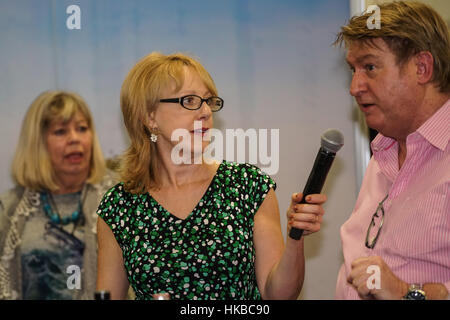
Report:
96,52,326,300
0,91,116,299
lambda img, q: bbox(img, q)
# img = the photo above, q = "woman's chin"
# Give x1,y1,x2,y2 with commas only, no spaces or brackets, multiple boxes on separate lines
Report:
59,164,90,177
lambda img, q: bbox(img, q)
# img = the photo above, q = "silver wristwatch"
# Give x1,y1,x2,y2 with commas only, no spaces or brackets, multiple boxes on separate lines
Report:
403,284,426,300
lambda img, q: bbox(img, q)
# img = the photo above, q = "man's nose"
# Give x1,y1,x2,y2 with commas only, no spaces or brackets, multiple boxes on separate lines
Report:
349,71,367,97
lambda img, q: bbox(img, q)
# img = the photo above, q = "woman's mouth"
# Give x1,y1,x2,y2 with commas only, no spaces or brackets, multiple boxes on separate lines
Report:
191,128,209,136
65,152,84,163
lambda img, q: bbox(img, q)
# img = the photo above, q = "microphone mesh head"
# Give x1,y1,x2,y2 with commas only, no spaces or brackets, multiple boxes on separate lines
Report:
321,129,344,153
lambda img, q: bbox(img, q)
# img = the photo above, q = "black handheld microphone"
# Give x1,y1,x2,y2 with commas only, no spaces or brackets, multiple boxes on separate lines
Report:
289,129,344,240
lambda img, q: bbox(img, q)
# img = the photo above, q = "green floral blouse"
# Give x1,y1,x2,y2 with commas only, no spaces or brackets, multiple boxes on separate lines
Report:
97,161,276,300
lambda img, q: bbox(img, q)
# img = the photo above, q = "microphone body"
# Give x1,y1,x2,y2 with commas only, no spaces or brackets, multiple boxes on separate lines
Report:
289,129,343,240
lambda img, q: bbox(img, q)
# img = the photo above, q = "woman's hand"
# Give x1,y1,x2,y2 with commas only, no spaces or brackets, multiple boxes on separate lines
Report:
286,192,327,236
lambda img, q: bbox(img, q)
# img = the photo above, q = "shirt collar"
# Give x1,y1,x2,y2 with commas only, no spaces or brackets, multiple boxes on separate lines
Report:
371,98,450,153
371,133,394,154
416,99,450,151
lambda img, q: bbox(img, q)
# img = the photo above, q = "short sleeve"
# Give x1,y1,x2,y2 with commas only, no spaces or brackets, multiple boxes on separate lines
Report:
96,183,128,247
241,163,277,215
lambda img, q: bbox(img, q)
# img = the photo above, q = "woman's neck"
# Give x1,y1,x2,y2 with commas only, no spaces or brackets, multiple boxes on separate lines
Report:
53,172,88,195
155,148,218,190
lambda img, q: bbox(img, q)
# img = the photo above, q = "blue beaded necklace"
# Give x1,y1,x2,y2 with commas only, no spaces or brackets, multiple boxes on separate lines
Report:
40,191,82,225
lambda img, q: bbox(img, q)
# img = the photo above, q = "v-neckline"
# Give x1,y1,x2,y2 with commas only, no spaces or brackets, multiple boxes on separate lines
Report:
146,161,223,222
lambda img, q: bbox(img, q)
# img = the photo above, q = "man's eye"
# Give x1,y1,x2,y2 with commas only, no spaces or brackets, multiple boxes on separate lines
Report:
365,64,375,71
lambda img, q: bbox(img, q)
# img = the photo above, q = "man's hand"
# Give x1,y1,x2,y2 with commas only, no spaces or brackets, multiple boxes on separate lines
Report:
347,256,408,300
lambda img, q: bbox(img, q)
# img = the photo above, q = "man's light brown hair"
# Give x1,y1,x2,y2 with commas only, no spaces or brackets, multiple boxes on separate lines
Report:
335,1,450,93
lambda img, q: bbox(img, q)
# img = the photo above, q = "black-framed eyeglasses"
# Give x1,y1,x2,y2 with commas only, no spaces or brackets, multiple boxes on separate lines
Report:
159,95,224,112
365,194,388,249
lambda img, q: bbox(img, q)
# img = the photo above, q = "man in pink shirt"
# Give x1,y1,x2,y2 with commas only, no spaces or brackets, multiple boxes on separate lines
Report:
334,2,449,300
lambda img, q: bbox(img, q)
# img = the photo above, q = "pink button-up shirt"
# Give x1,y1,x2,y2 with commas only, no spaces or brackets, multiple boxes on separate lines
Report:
336,100,450,299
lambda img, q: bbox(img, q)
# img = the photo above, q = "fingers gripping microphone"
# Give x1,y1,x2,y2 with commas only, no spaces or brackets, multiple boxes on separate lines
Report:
289,129,344,240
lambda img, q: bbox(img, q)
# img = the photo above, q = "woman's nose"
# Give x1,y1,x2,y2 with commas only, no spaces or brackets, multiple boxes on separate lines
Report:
68,128,81,143
198,100,213,119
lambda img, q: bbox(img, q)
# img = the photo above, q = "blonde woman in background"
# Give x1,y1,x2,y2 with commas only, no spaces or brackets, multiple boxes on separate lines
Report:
0,91,115,299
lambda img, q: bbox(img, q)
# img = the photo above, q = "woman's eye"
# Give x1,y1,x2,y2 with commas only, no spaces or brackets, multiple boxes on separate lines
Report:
184,97,196,105
78,125,89,132
54,128,66,135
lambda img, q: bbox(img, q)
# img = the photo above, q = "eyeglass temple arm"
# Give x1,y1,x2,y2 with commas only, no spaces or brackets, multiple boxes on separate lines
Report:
159,98,180,103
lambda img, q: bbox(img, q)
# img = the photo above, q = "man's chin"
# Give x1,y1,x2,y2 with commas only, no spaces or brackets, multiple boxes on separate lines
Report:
364,115,383,131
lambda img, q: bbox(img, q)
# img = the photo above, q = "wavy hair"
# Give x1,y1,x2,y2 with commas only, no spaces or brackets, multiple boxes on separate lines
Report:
335,1,450,93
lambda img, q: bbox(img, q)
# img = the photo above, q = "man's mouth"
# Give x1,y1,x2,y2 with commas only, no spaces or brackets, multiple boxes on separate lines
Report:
360,103,376,109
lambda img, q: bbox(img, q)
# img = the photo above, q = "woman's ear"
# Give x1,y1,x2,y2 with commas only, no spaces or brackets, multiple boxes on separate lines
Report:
415,51,434,85
147,111,157,130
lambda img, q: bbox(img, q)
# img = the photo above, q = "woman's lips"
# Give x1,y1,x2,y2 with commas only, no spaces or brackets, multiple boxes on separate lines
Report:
65,152,83,163
191,128,210,136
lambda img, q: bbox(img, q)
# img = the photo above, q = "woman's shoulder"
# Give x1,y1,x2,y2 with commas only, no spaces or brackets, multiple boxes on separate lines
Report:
99,181,148,206
218,162,276,216
96,182,149,229
102,182,129,200
0,186,25,216
0,185,23,200
221,161,275,181
97,182,128,219
218,161,276,193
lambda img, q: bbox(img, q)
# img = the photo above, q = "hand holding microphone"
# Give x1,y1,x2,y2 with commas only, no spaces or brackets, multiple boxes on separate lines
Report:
287,192,326,236
288,129,344,240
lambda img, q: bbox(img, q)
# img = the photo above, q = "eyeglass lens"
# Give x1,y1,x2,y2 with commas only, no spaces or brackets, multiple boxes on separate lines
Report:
182,95,222,110
367,210,383,245
365,194,388,249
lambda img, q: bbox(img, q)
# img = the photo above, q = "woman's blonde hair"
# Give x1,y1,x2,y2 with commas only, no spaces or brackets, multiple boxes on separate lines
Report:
120,52,218,194
12,91,106,192
335,1,450,93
